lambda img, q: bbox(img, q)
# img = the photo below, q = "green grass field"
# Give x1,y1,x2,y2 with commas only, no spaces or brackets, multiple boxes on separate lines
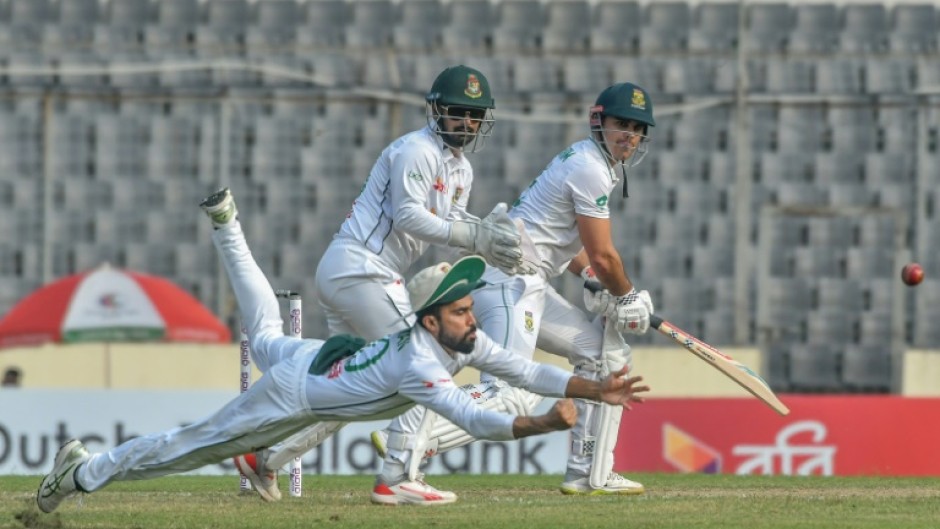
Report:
3,474,939,529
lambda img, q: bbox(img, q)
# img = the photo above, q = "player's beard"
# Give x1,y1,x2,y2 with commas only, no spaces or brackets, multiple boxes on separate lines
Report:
440,125,475,149
437,325,477,354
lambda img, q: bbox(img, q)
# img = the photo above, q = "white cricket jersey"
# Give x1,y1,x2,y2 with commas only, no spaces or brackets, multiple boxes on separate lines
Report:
509,139,617,279
302,325,571,441
334,126,474,276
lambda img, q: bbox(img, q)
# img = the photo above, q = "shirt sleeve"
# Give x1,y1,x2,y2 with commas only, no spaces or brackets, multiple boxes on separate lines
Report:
567,162,612,219
468,333,572,398
400,359,517,440
388,144,453,245
445,168,474,222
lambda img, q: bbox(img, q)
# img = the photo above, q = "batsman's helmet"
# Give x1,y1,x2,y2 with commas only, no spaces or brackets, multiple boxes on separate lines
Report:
426,65,495,110
590,82,655,129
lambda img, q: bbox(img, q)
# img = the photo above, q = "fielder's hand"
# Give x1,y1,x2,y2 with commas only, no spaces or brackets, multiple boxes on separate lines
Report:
599,368,649,409
544,399,578,430
606,289,654,334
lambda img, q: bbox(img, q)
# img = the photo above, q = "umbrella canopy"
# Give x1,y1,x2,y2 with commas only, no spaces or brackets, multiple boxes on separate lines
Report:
0,263,231,347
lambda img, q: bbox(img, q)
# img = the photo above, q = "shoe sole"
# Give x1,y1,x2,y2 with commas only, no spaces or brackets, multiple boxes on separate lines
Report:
36,440,87,513
559,486,646,496
233,457,281,502
370,494,457,506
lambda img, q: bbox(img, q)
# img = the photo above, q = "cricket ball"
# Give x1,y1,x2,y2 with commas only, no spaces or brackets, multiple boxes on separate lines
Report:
901,263,924,286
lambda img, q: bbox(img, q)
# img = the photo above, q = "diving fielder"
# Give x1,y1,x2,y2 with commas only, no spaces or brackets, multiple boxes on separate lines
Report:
36,189,649,513
233,65,535,503
372,83,658,496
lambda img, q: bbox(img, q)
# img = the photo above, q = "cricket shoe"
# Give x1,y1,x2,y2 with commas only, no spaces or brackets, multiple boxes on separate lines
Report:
370,429,389,458
371,475,457,506
559,472,645,496
37,439,91,513
233,450,281,502
200,187,238,228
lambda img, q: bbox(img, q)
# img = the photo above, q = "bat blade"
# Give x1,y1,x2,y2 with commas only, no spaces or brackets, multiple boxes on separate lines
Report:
650,315,790,416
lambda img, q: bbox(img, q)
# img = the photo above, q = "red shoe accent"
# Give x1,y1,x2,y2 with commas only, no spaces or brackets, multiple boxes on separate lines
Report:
373,484,395,496
399,485,443,501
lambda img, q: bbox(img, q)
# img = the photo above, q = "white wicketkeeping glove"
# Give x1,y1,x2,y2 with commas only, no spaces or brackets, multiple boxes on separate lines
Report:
449,203,523,275
581,267,613,314
606,289,654,334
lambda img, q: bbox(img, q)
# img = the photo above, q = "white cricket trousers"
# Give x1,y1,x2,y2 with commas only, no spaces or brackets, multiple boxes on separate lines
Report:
472,269,629,479
77,221,324,491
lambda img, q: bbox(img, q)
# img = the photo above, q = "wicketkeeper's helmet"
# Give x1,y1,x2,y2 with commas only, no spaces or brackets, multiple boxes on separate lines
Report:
426,65,495,152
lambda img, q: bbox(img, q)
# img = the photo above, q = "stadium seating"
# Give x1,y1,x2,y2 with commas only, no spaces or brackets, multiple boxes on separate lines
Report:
0,0,934,394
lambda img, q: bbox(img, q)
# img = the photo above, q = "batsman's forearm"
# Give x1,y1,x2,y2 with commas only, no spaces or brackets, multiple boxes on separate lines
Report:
511,414,566,439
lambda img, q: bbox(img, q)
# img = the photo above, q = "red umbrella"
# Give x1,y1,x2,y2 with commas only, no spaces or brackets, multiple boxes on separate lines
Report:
0,263,231,347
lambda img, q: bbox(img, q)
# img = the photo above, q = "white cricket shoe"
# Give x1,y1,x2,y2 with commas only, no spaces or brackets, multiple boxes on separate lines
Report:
559,472,645,496
370,429,389,458
199,187,238,228
37,439,91,513
371,475,457,506
233,450,281,502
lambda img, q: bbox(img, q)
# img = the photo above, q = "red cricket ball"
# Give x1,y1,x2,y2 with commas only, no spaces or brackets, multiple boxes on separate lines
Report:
901,263,924,286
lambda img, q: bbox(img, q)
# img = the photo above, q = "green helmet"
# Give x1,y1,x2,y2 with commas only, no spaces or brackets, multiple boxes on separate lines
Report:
591,83,655,128
426,65,495,109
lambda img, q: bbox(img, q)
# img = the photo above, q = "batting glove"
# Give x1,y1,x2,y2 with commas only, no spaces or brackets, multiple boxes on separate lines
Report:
581,267,613,314
606,289,654,335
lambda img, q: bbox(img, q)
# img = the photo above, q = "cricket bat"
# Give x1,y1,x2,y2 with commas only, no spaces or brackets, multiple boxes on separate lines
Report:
584,282,789,416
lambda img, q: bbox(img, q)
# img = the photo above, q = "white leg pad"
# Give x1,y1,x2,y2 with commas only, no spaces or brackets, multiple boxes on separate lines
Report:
589,320,632,488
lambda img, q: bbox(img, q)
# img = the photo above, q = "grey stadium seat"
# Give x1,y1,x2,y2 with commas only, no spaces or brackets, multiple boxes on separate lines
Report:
441,0,493,54
788,343,843,392
889,3,937,54
491,0,543,53
591,0,641,54
542,0,591,54
743,3,791,53
787,3,840,54
639,2,690,53
246,0,299,57
344,0,394,50
393,0,444,52
689,2,740,53
296,0,348,50
841,344,892,392
95,0,149,55
840,4,889,54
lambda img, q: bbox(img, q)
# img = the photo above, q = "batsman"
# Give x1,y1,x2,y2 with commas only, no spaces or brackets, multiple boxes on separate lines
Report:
372,82,657,496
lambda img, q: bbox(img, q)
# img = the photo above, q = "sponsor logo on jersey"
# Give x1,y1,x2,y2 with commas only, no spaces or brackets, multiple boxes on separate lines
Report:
465,74,482,99
433,177,446,193
559,147,576,161
452,186,464,204
524,310,534,333
631,88,647,109
408,170,424,182
595,195,609,208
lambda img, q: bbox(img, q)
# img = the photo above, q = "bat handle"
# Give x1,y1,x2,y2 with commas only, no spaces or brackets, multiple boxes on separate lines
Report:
649,314,663,329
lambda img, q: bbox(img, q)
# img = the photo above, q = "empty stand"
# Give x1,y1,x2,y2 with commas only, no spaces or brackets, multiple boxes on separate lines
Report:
743,2,791,53
591,0,641,54
492,0,544,53
639,2,690,53
889,3,938,53
689,2,740,53
393,0,444,52
840,4,889,54
441,0,492,54
788,3,840,54
542,0,591,54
